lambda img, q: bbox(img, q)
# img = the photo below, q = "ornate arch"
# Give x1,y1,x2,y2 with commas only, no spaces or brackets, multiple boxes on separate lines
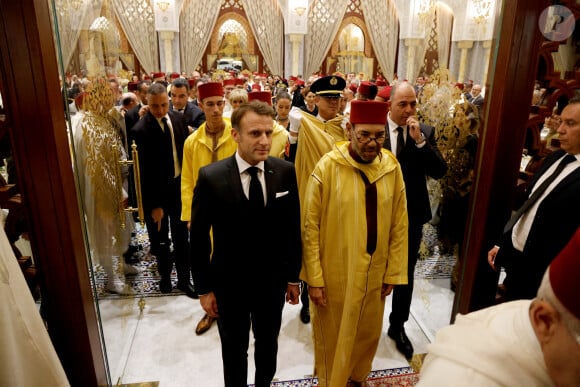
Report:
210,12,255,55
330,16,373,58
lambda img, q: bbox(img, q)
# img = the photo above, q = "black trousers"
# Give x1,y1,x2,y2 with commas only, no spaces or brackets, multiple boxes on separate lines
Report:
389,224,423,328
144,177,191,283
215,282,286,387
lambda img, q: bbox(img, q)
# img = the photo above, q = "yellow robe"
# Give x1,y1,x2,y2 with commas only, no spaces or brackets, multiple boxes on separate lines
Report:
271,120,288,159
180,120,237,221
301,143,409,387
295,112,346,203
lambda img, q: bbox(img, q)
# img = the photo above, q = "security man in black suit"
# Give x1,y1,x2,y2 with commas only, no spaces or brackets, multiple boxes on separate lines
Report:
383,81,447,359
190,100,302,387
169,78,205,132
131,83,196,298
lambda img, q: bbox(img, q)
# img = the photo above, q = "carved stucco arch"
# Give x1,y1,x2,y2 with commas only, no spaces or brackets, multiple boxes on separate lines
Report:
330,15,373,58
210,12,256,56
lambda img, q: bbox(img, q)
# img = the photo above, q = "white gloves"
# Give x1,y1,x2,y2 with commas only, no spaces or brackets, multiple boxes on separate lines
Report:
289,106,303,134
341,114,350,131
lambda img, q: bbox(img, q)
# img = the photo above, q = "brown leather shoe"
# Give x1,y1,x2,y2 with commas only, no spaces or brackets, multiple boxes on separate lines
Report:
195,313,215,335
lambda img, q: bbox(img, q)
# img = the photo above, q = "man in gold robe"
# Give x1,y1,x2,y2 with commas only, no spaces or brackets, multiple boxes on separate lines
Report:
301,100,408,387
288,75,348,202
287,75,348,323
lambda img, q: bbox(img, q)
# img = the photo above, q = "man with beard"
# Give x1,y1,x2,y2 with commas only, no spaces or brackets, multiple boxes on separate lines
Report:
301,100,408,386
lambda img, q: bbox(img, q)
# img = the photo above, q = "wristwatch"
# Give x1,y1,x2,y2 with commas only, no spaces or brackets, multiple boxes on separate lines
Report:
415,132,426,145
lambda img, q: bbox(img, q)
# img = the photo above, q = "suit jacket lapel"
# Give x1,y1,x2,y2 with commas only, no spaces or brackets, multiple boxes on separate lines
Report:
383,123,392,152
527,150,564,192
264,158,276,206
547,163,580,198
226,156,244,201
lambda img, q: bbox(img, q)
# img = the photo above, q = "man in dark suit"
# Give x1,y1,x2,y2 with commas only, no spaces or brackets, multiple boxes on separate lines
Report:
169,78,205,132
383,81,447,359
190,100,302,387
124,80,151,135
488,97,580,301
131,83,196,298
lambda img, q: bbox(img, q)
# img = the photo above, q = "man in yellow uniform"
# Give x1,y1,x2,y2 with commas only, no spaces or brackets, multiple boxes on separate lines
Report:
287,75,348,324
180,81,238,334
301,100,408,387
288,75,347,201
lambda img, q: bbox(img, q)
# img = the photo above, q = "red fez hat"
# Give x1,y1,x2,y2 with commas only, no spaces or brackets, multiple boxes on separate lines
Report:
455,82,465,90
144,75,152,80
234,78,245,86
289,76,298,81
170,72,180,79
248,91,273,106
152,72,165,79
377,86,392,101
223,79,236,87
187,79,196,88
197,82,224,101
375,80,387,87
251,83,262,91
75,92,87,109
349,100,388,125
357,81,377,98
349,83,358,93
549,227,580,319
127,81,139,92
295,79,305,86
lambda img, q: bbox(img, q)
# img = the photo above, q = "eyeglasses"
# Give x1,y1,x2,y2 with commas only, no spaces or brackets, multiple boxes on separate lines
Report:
355,131,386,144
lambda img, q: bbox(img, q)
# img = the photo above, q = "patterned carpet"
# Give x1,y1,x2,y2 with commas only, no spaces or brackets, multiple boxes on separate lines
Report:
94,223,455,300
246,367,419,387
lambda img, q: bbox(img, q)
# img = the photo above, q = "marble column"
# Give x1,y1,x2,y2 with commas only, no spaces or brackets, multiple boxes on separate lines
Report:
160,31,174,73
405,38,421,82
482,40,492,85
457,40,474,83
288,34,303,76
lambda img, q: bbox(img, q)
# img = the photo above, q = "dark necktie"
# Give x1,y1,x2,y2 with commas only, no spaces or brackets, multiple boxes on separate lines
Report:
247,167,264,209
177,108,184,113
396,126,405,157
161,117,175,176
503,154,576,233
359,171,377,255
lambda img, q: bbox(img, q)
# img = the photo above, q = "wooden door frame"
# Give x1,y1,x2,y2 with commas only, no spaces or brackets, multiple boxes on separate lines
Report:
0,0,107,385
0,0,551,384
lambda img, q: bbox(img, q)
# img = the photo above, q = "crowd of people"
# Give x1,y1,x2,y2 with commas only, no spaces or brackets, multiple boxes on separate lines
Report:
63,67,580,386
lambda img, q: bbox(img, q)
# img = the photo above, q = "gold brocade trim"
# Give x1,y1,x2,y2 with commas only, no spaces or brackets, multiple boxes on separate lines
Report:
81,79,124,245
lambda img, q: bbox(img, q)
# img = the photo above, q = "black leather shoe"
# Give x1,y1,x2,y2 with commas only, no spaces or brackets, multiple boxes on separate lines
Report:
300,305,310,324
159,278,172,294
195,314,215,335
387,326,414,359
177,282,199,299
